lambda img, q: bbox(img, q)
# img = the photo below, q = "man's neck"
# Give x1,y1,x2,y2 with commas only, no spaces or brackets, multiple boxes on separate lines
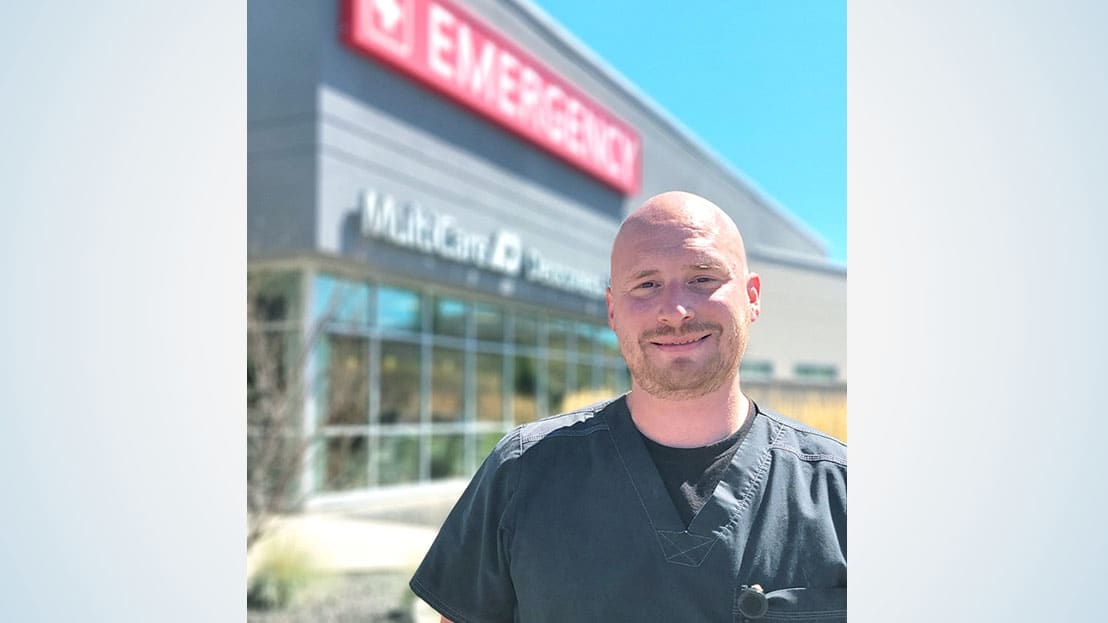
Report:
625,379,750,448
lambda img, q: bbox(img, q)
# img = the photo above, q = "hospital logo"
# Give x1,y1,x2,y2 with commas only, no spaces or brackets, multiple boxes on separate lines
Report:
359,188,607,299
365,0,414,58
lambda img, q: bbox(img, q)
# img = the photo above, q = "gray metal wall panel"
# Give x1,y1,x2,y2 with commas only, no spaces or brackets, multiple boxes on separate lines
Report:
249,149,317,254
248,0,324,254
315,85,618,274
247,0,321,121
744,260,847,381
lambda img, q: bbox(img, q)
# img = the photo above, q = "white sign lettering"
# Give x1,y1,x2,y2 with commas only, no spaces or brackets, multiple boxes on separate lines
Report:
359,189,606,298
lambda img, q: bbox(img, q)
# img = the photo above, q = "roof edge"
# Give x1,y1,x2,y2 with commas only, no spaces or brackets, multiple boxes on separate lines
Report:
747,245,847,276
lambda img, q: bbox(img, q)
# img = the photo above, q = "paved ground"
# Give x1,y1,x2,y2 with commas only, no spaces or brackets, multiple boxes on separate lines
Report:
247,571,437,622
247,483,465,622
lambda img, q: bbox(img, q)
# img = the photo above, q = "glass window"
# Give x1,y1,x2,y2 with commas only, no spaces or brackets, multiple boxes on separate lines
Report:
431,347,465,422
513,314,538,348
795,363,838,383
547,319,570,355
547,358,567,415
595,325,621,359
324,334,369,426
379,341,421,424
740,360,774,380
319,435,368,491
313,274,370,326
575,362,594,393
601,365,621,396
475,304,503,342
378,286,422,332
476,352,503,423
433,297,467,337
575,323,595,357
513,355,538,424
378,435,420,485
563,361,601,412
430,434,465,479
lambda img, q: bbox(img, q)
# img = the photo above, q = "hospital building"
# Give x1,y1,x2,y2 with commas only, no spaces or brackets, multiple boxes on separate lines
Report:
248,0,846,507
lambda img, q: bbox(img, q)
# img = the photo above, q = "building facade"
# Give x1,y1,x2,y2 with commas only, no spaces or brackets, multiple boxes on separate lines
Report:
248,0,846,505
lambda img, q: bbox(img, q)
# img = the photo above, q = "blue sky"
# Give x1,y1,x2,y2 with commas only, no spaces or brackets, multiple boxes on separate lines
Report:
530,1,846,264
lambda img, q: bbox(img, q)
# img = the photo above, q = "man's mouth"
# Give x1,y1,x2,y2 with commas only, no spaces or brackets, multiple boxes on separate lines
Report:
650,334,710,346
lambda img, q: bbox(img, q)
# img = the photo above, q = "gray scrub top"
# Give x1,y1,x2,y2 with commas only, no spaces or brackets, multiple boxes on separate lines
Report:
410,395,847,622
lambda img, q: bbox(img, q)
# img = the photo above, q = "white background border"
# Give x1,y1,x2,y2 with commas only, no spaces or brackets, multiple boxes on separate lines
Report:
1,2,243,620
850,1,1108,619
3,1,1108,620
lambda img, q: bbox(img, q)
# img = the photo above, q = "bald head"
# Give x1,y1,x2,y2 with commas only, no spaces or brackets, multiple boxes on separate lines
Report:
611,191,749,278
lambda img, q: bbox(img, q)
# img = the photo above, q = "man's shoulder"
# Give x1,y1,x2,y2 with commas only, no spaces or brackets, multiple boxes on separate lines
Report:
479,396,622,475
513,395,622,452
756,405,847,468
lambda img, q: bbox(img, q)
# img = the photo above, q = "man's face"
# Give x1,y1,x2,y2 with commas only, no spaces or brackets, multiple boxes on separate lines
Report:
606,209,760,400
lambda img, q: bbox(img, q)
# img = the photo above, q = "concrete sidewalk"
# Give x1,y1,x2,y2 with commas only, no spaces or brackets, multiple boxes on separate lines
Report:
248,482,467,621
249,481,466,575
249,513,439,575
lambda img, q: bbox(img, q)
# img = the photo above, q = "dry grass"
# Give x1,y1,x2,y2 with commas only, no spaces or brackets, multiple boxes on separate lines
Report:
745,383,847,441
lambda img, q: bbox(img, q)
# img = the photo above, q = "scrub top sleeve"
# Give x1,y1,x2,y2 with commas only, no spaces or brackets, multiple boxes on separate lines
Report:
410,428,522,623
828,461,847,560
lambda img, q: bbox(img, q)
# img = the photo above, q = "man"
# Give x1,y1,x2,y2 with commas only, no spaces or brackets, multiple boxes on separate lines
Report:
410,191,846,622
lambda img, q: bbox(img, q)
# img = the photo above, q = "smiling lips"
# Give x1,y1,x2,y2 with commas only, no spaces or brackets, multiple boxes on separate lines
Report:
650,333,711,350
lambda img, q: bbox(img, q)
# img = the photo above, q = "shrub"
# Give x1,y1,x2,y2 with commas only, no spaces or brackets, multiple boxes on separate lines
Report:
247,539,318,610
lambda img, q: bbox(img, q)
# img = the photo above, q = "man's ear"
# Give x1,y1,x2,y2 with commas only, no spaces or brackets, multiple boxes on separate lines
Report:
747,273,761,322
606,287,616,329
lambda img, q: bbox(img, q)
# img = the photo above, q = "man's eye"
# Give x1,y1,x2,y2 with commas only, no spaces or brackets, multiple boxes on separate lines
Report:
636,281,658,290
691,276,715,284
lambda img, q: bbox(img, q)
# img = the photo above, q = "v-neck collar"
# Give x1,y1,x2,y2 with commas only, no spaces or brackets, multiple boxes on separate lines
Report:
603,395,784,567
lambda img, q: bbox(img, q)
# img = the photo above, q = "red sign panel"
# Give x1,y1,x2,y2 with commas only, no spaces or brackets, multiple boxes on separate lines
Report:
342,0,642,195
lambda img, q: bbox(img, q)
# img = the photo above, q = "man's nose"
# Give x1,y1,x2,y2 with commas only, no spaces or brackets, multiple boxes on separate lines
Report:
657,287,694,325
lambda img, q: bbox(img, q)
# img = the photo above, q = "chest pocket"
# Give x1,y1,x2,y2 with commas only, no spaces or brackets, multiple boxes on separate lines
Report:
734,585,846,622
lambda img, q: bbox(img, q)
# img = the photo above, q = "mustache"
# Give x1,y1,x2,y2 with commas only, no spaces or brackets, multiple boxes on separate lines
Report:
640,321,721,341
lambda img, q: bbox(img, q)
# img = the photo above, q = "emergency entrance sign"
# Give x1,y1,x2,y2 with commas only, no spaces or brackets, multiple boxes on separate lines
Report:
342,0,642,195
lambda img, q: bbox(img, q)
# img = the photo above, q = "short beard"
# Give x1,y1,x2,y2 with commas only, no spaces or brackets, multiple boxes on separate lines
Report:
624,321,744,400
